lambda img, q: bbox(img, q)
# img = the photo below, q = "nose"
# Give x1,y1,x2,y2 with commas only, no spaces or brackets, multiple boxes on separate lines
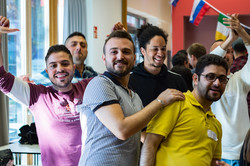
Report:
116,51,125,60
56,64,65,72
76,43,81,51
213,77,221,86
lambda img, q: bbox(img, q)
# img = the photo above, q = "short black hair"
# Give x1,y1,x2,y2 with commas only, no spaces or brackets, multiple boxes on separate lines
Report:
172,52,188,66
232,38,246,53
195,54,228,76
177,49,188,56
64,32,86,44
45,45,73,64
137,23,168,50
103,30,135,54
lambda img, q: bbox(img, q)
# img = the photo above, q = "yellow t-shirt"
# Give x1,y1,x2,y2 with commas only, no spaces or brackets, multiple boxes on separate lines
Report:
147,91,222,166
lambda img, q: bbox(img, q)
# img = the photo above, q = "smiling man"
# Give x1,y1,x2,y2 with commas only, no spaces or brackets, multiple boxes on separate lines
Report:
140,54,229,166
0,17,91,166
128,24,187,107
77,30,185,166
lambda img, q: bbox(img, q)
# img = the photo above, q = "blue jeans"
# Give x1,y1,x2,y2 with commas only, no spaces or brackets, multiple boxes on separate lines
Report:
221,159,240,166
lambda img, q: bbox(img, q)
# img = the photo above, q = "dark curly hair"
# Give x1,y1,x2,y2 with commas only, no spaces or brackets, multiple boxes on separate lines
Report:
137,23,168,50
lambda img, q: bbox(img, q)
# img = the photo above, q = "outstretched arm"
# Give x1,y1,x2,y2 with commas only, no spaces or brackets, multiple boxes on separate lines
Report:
95,88,185,140
0,16,31,107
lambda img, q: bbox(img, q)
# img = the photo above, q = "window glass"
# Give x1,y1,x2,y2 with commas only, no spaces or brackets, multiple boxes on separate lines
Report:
7,0,24,142
31,0,48,74
7,0,48,142
127,13,146,64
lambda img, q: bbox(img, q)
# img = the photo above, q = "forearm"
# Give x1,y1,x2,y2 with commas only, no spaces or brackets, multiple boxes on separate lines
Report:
119,89,184,139
140,133,162,166
0,34,3,67
140,146,156,166
210,46,226,57
117,100,163,140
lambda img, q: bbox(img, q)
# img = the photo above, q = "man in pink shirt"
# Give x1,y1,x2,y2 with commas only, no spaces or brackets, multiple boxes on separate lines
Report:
0,16,90,166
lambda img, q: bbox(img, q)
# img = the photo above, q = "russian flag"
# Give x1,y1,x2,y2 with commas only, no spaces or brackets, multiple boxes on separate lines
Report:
189,0,210,26
170,0,179,7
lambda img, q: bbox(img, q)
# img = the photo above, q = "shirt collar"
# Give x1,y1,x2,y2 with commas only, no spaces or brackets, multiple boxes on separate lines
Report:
103,71,131,93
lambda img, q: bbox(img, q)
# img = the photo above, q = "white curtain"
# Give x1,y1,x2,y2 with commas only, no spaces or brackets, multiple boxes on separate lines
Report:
63,0,87,42
0,0,10,146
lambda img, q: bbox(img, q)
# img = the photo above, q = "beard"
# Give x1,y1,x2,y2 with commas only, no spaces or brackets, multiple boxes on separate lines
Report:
203,87,223,102
50,72,74,90
106,59,133,77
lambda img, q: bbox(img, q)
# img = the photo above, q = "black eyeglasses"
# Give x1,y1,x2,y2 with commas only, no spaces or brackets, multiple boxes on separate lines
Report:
200,73,229,84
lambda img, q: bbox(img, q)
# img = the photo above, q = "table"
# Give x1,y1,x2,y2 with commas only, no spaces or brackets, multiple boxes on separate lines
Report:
0,143,40,165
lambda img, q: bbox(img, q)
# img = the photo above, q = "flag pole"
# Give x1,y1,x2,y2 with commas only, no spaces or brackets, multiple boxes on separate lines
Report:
203,0,250,30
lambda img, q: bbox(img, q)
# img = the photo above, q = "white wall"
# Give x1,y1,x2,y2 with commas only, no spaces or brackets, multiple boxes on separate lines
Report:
86,0,122,73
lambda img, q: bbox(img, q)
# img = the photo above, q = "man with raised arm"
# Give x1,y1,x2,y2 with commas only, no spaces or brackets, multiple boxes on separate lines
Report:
77,30,185,166
0,17,90,166
211,14,250,166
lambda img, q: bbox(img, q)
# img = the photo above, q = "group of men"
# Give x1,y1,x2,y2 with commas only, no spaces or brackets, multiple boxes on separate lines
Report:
0,13,249,166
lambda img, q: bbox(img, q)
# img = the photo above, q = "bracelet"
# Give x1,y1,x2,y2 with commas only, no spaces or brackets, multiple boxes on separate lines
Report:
155,98,165,108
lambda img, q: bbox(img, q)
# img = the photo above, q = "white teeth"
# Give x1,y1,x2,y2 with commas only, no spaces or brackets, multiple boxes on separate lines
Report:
56,74,67,78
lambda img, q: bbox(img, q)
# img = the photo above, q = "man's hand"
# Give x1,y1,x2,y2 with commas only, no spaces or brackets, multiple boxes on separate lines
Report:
0,16,10,27
19,74,35,84
112,22,126,31
157,89,185,107
215,160,231,166
224,13,250,44
0,16,19,34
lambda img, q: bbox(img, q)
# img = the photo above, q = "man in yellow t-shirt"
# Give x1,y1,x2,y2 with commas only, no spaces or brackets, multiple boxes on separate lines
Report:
140,54,229,166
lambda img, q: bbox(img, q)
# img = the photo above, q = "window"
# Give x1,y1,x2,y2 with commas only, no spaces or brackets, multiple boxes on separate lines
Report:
7,0,49,142
127,13,146,64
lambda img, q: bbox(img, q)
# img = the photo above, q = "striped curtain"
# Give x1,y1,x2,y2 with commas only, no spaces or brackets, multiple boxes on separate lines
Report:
0,0,10,146
63,0,86,43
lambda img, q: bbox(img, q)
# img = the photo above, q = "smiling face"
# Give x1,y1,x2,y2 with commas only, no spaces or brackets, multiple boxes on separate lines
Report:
46,51,75,92
141,35,167,73
103,37,136,77
65,35,88,65
193,64,227,102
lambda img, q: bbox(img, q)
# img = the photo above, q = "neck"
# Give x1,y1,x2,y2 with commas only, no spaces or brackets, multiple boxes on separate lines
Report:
143,63,162,75
53,84,73,93
235,53,245,59
192,90,212,112
75,64,84,77
112,73,130,89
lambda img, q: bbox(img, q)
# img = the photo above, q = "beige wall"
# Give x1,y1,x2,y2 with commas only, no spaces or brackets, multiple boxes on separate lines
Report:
127,0,172,50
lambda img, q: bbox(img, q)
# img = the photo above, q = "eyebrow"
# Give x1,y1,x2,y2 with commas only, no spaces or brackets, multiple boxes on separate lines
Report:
150,46,166,48
69,41,86,44
48,60,70,65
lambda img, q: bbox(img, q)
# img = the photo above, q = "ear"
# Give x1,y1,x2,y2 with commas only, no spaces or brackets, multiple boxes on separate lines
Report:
133,53,136,65
191,55,196,61
140,47,146,57
184,61,189,68
45,69,48,74
73,64,76,70
102,54,106,65
192,73,198,86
